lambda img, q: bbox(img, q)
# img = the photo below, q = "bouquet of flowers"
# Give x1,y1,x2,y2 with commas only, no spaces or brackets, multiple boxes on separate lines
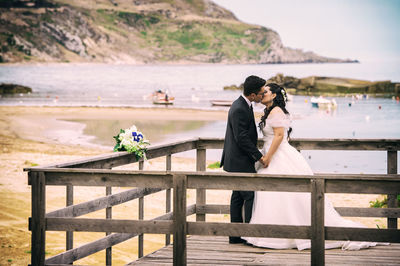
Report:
113,125,150,159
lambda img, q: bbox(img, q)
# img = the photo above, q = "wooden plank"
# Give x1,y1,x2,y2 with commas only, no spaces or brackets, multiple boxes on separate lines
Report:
166,153,172,244
387,150,398,229
325,227,400,243
195,138,400,151
105,186,112,265
166,154,172,171
311,178,325,266
43,170,173,188
131,235,400,265
335,207,400,218
24,138,400,172
315,173,400,181
146,140,197,160
138,159,144,259
197,204,400,218
289,139,400,151
139,196,144,258
45,205,196,264
46,218,173,234
187,222,310,239
47,187,162,218
25,152,139,170
196,204,229,214
196,138,224,149
66,185,73,251
165,179,171,246
30,171,46,266
326,179,400,194
173,174,187,266
24,138,198,171
46,232,139,264
29,169,400,187
166,149,172,259
196,148,206,222
187,174,311,192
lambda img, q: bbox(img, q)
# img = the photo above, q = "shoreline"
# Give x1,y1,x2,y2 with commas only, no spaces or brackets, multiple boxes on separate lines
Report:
0,105,229,147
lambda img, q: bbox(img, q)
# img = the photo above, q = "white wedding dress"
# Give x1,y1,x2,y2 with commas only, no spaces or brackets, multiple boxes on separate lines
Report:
243,113,383,250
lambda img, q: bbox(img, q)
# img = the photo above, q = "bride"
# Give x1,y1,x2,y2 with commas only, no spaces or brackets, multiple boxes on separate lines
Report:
242,83,381,250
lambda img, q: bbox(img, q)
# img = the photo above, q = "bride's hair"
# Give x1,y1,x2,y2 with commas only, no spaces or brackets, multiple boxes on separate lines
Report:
259,83,292,139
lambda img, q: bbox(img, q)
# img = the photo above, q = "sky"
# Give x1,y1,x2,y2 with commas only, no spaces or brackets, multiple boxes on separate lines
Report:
212,0,400,62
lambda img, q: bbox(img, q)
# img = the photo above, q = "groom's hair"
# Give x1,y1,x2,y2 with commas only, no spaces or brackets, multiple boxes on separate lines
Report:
243,75,266,96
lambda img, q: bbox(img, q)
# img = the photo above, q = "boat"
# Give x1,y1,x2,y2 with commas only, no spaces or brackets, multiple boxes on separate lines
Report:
310,96,337,109
152,90,175,105
210,100,233,106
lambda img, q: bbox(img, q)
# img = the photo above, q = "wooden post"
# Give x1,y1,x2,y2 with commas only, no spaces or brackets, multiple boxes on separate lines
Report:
196,148,206,222
387,150,398,229
31,171,46,266
106,186,112,265
138,197,144,258
311,178,325,266
173,174,187,266
66,185,73,252
138,159,144,258
166,154,172,246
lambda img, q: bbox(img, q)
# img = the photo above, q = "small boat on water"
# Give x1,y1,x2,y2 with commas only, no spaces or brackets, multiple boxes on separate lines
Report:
210,100,233,106
310,96,337,109
152,90,175,105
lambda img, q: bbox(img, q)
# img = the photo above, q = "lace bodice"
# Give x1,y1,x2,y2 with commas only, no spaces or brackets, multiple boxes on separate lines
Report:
261,113,291,143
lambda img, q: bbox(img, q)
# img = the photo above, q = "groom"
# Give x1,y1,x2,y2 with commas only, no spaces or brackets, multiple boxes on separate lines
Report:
220,75,268,244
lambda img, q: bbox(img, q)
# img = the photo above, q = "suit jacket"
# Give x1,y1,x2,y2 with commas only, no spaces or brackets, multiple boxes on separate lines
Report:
220,96,262,173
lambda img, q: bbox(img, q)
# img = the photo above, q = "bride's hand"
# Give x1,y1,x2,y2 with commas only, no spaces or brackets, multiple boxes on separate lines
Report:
259,156,269,168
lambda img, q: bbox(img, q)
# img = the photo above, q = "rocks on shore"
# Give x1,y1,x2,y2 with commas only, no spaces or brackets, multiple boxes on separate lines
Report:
0,83,32,95
223,74,400,96
223,84,243,91
267,73,400,96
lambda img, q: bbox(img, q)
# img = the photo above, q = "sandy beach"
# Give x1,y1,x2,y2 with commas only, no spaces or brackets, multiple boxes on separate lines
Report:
0,106,391,265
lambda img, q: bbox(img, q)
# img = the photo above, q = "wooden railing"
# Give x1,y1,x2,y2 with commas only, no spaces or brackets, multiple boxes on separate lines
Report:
25,138,400,265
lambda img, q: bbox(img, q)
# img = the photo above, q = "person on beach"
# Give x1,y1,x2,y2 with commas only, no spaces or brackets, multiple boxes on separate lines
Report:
220,75,268,244
242,82,383,250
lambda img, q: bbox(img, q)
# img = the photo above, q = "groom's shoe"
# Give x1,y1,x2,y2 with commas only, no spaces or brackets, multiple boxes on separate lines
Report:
229,237,246,244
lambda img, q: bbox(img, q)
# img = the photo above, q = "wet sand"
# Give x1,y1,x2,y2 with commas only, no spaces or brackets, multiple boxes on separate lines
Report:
0,106,390,265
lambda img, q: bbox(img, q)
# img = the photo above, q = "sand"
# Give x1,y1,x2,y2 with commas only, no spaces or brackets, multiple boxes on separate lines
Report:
0,106,391,265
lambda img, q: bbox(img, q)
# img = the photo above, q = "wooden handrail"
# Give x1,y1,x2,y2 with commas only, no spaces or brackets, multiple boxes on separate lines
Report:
24,138,400,171
27,138,400,266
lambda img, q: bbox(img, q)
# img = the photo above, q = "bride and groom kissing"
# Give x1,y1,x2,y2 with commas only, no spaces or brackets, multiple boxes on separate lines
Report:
220,75,381,250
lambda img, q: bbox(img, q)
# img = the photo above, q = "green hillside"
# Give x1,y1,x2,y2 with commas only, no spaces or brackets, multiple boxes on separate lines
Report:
0,0,353,64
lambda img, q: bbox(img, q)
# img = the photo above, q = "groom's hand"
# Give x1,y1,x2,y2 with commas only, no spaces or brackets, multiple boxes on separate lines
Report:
259,156,269,168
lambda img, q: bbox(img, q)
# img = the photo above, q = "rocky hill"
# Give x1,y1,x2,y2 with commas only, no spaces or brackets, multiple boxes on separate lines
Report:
0,0,357,64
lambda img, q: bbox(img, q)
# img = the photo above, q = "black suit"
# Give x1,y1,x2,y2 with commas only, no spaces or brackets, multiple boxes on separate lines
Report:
220,96,263,243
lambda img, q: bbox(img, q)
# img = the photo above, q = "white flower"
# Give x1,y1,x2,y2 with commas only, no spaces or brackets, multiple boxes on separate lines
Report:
129,125,137,132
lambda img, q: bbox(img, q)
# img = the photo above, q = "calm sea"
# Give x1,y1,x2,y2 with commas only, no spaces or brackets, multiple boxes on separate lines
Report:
1,61,399,173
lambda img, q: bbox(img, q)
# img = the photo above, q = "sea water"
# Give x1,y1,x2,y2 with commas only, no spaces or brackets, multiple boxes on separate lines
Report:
1,61,399,173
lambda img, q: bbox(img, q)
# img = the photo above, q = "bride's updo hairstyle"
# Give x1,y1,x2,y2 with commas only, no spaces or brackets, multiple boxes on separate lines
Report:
259,83,292,139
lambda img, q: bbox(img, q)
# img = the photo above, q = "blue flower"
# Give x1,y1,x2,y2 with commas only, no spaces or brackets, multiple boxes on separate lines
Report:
132,132,144,142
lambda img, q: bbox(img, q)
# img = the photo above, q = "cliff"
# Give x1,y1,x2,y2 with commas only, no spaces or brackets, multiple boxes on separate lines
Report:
0,0,357,64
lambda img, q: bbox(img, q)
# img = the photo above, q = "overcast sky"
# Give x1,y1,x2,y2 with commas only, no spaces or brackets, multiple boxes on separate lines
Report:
212,0,400,62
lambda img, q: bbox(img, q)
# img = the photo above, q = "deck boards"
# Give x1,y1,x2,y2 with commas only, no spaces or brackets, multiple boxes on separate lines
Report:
128,236,400,265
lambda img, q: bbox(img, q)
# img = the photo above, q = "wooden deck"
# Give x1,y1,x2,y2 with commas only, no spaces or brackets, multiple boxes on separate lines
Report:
129,236,400,265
